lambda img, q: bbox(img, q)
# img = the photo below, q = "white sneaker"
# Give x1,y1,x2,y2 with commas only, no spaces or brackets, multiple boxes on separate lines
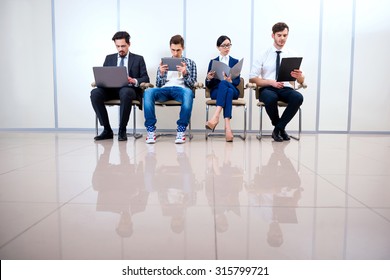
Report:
146,131,156,144
175,131,186,144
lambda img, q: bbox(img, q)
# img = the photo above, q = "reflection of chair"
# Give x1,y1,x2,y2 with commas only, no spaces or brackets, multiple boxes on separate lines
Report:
254,82,306,141
93,82,153,139
205,78,247,140
154,83,203,140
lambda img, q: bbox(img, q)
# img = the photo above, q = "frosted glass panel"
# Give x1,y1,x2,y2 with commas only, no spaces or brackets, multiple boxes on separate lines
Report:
0,0,54,128
351,0,390,131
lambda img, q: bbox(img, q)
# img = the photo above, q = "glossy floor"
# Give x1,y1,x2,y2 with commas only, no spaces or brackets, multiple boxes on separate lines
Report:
0,132,389,260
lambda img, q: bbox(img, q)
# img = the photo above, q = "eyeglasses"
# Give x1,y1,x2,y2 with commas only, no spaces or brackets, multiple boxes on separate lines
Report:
220,44,232,49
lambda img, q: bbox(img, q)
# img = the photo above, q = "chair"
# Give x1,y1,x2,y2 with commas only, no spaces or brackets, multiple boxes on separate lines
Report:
93,82,153,139
254,82,306,140
205,77,247,140
153,82,203,140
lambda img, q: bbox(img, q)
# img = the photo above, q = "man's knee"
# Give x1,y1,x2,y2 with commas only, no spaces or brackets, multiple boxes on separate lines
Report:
119,88,136,99
90,88,104,102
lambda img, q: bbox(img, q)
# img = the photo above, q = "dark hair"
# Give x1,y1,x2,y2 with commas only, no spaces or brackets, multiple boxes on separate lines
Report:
216,35,231,47
170,34,185,47
272,22,289,34
112,31,131,44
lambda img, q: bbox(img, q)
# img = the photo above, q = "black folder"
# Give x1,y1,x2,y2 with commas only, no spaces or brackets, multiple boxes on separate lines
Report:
276,57,303,82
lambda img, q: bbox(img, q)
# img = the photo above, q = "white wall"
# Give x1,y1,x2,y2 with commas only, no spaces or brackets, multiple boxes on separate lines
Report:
0,0,389,133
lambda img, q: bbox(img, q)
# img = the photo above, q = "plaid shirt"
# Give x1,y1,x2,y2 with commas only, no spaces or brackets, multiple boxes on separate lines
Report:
155,57,197,89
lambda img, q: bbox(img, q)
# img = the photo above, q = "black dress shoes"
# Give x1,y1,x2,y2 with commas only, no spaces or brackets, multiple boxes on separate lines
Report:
118,129,128,141
94,129,113,141
280,129,291,141
272,128,283,142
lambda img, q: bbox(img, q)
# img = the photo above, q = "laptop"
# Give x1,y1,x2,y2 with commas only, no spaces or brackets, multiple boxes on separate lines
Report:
93,66,128,88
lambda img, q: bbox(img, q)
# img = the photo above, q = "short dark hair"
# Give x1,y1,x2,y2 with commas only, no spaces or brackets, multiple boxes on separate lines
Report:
170,34,185,47
216,35,231,47
112,31,131,44
272,22,289,34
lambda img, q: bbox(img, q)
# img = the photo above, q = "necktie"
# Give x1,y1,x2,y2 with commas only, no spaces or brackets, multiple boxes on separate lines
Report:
119,57,125,67
275,51,281,80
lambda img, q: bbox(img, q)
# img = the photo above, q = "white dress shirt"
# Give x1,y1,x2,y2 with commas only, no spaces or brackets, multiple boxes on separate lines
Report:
249,46,299,88
219,55,230,65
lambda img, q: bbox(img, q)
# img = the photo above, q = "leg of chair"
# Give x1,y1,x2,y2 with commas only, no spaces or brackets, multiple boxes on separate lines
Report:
131,104,142,139
243,105,247,140
236,105,247,140
188,119,193,140
290,107,301,141
257,106,263,140
298,107,301,140
95,115,99,136
205,104,210,140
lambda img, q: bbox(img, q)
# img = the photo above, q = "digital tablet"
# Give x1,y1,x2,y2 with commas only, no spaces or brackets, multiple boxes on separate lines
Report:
161,57,183,71
276,57,303,82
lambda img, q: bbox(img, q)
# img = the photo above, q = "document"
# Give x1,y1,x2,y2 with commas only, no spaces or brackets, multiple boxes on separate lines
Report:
161,57,183,71
211,58,244,80
276,57,303,82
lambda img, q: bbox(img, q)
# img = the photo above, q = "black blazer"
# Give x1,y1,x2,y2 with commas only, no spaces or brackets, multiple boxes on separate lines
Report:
103,52,150,103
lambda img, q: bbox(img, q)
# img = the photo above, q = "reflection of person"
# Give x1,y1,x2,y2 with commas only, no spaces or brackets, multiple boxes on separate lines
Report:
249,22,304,142
248,142,302,247
92,141,148,237
206,143,243,232
205,35,241,142
144,145,198,233
91,31,150,142
144,35,197,144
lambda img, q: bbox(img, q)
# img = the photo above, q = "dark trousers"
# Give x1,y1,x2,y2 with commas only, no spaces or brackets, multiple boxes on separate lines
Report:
259,86,303,130
90,87,137,130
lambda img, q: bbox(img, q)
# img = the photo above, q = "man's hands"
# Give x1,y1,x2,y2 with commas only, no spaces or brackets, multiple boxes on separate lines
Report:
159,61,187,76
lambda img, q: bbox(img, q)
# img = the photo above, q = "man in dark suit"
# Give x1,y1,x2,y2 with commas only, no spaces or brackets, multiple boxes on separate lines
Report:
91,31,150,141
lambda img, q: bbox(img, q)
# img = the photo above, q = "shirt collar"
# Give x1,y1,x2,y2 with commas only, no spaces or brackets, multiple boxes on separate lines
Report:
219,55,229,64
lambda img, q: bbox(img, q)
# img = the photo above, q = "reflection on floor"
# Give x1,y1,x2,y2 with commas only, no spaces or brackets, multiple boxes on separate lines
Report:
0,132,389,260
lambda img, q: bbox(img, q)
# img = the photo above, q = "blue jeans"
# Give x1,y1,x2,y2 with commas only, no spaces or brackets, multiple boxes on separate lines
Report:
143,86,194,130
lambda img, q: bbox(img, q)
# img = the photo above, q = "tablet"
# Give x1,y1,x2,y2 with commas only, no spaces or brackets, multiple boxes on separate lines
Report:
161,57,183,71
276,57,303,82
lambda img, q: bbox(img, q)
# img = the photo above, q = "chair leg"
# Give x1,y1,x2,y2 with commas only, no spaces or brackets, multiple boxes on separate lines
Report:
290,107,301,141
236,105,246,140
188,120,193,140
257,106,263,140
205,105,210,140
130,104,142,139
95,115,99,136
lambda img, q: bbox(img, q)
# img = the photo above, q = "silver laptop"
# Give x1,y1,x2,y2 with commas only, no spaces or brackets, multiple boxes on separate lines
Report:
93,66,128,88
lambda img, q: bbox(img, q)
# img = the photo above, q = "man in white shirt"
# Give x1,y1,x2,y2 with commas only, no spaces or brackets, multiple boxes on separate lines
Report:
249,22,304,142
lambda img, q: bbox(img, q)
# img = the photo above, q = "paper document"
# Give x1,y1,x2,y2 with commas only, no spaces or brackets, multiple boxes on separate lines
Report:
161,57,183,71
211,58,244,80
276,57,303,82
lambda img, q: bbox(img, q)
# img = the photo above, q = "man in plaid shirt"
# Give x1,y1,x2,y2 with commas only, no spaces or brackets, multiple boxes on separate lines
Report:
143,34,197,144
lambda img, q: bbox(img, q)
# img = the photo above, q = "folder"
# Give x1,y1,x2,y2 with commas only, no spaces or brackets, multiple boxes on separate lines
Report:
211,58,244,80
